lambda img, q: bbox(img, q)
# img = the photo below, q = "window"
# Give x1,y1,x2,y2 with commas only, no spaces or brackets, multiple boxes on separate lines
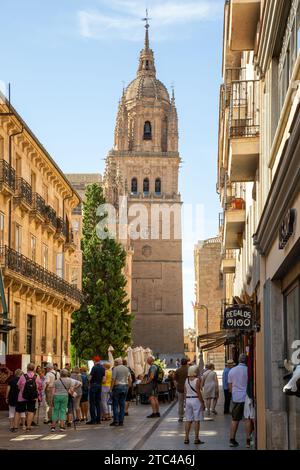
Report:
15,224,22,253
41,311,47,353
56,253,64,278
42,244,48,269
155,178,161,195
143,178,149,194
145,60,149,70
143,121,152,140
16,155,21,176
131,178,138,194
26,314,34,355
71,268,78,287
0,212,4,246
184,343,189,352
30,171,36,192
30,234,36,262
53,315,58,354
13,302,20,352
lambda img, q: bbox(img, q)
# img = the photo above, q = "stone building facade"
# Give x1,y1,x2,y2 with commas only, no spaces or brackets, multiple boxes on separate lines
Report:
194,237,224,369
217,0,300,449
0,95,82,370
103,23,184,357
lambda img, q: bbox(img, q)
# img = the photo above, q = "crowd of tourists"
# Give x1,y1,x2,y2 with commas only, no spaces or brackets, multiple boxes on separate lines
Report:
5,353,254,448
173,354,255,448
5,355,172,433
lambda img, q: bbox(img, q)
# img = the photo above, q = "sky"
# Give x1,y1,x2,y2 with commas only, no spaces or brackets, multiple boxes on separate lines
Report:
0,0,224,328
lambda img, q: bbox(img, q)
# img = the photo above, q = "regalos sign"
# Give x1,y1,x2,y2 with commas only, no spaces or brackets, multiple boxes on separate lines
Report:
223,305,254,330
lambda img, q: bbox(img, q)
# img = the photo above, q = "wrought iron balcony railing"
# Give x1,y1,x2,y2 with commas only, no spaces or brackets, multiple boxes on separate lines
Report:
0,159,16,192
43,204,57,227
229,80,260,138
224,68,246,107
31,193,46,217
15,177,33,206
56,217,67,238
0,245,83,304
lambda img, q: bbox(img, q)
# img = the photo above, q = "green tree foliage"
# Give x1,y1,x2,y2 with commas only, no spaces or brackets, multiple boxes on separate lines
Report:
71,184,133,359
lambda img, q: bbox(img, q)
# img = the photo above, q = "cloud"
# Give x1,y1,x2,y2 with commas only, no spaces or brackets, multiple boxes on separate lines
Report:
78,0,222,41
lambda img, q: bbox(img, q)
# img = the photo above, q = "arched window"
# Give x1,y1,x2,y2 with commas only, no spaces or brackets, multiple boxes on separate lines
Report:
143,121,152,140
131,177,138,194
143,178,149,194
155,178,161,195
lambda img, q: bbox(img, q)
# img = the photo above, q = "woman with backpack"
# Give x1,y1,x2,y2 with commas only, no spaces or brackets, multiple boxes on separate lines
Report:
14,363,42,432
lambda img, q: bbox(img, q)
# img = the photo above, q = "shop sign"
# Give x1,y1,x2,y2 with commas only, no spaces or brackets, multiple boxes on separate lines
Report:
279,208,296,249
224,305,254,330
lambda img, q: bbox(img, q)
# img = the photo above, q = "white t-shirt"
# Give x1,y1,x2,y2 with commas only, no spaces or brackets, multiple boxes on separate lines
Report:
228,364,248,403
45,370,60,389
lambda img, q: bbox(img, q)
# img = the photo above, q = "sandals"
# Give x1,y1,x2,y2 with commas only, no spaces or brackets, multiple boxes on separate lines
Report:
184,438,189,444
194,439,205,445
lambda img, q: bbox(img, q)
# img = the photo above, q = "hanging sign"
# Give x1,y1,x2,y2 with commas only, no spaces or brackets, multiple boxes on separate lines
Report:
279,208,296,249
223,305,254,330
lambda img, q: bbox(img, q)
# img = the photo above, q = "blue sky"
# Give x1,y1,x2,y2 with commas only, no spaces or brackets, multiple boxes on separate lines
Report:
0,0,224,328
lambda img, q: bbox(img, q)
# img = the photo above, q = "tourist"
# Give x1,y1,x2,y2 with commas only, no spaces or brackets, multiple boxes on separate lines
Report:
110,358,131,426
145,356,160,418
228,353,248,447
71,367,83,422
44,363,60,424
101,363,112,421
87,356,105,425
50,368,81,432
14,363,42,431
80,366,89,422
174,358,189,422
53,363,60,373
123,359,135,416
222,359,235,414
184,365,205,445
176,358,180,368
5,369,25,432
202,363,219,415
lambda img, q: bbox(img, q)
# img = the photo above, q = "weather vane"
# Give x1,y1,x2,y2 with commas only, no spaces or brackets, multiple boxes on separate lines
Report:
142,9,151,29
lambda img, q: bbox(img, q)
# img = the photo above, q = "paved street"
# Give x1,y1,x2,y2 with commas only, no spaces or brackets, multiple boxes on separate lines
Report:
0,378,251,450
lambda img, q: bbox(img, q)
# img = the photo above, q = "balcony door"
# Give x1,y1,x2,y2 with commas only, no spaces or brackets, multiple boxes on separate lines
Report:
26,314,35,360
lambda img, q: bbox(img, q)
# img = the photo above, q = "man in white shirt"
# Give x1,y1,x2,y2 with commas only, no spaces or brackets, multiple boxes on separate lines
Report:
44,363,60,423
227,353,248,447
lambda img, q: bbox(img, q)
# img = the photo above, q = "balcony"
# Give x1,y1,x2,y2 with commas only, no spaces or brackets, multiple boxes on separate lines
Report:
229,0,260,51
55,217,67,243
14,178,32,212
42,205,57,234
224,199,246,249
0,159,16,197
64,229,76,253
0,245,83,307
228,80,260,182
30,193,46,224
221,250,236,274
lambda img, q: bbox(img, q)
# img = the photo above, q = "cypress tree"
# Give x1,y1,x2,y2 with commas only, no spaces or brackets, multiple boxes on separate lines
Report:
71,183,133,359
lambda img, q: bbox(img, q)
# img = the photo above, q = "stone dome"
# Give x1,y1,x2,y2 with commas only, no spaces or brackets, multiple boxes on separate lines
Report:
125,76,170,102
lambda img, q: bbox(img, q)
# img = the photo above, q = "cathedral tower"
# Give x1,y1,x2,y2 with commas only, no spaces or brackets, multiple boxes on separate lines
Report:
104,20,184,357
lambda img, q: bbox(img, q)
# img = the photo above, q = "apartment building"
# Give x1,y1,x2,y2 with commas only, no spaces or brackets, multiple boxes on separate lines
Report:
0,94,82,374
217,0,300,449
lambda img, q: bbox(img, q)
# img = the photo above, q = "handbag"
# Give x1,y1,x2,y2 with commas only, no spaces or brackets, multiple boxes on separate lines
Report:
60,378,77,398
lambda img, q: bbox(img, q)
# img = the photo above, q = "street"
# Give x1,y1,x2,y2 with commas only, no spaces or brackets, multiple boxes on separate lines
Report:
0,384,249,450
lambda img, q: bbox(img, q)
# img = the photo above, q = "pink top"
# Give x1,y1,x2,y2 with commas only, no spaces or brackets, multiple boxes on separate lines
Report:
17,372,43,402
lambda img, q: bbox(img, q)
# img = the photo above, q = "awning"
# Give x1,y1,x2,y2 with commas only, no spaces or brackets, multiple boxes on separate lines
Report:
197,330,239,351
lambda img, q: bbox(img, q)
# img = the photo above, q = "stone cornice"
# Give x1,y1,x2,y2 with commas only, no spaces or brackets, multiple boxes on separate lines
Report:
253,108,300,256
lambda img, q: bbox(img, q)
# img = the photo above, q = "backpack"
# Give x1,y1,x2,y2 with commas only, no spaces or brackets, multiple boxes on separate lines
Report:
153,362,164,384
22,374,38,401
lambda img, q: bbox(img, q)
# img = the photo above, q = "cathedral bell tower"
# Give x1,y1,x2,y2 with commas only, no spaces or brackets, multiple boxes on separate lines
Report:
104,18,184,357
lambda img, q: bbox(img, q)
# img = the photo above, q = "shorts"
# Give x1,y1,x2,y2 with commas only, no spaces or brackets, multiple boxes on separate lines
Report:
9,406,25,419
149,386,158,398
185,398,202,422
15,400,36,413
80,393,88,403
232,402,245,421
244,395,255,419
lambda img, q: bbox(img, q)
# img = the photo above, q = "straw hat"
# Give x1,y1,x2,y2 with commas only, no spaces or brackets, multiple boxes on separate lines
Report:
226,359,235,365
